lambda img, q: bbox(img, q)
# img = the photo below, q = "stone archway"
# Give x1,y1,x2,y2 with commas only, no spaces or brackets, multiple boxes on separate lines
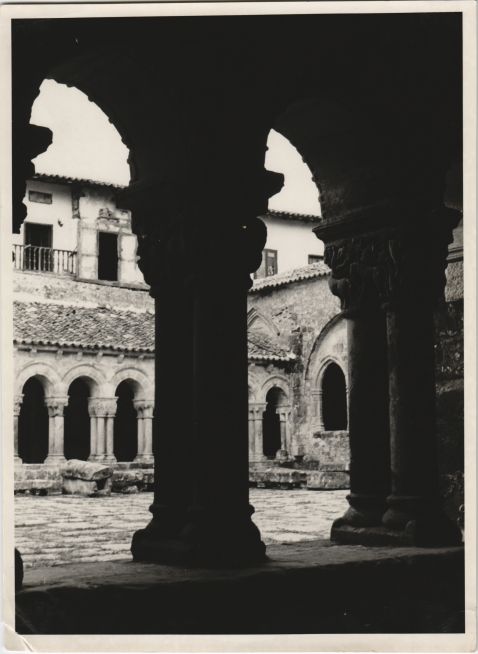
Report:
12,15,463,565
262,386,287,458
64,378,91,461
321,361,347,431
114,380,138,463
18,377,49,464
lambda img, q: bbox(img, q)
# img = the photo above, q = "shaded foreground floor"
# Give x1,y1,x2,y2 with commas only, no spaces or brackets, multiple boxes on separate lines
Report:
16,540,464,634
15,489,348,568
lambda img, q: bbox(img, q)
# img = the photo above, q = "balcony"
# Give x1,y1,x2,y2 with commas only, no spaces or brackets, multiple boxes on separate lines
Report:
13,244,77,276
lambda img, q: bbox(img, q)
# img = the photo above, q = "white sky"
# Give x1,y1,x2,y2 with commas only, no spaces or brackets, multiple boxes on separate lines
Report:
32,80,321,216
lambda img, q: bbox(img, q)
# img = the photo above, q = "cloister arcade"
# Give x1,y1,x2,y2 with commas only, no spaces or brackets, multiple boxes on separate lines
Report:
12,12,463,567
15,363,154,466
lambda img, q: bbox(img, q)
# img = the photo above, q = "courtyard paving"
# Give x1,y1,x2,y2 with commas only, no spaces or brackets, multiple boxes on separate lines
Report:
15,489,348,568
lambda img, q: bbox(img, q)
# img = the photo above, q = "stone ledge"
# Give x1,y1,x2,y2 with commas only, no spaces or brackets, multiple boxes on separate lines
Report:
16,540,464,635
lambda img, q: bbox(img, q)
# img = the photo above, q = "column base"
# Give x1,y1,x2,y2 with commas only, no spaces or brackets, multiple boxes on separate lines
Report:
133,455,154,465
44,455,66,466
14,456,23,466
331,519,462,547
132,506,266,567
333,492,388,528
380,495,463,546
102,455,117,465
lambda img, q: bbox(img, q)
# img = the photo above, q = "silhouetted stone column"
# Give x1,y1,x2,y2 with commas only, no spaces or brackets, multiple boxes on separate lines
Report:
124,166,283,565
103,400,118,464
88,400,114,461
278,408,291,455
316,226,391,535
379,210,462,545
249,403,266,463
13,395,23,465
142,405,154,463
44,397,68,465
88,400,99,461
134,401,154,464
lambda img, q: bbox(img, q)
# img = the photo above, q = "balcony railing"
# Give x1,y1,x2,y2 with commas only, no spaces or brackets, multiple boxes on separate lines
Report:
13,244,77,276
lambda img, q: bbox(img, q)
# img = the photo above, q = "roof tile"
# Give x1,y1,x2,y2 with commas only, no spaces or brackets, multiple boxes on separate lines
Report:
251,262,330,293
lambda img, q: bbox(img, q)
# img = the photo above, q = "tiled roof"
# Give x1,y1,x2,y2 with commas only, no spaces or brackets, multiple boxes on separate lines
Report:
13,301,154,353
250,262,330,293
13,300,295,362
32,173,127,191
262,210,320,224
248,331,295,363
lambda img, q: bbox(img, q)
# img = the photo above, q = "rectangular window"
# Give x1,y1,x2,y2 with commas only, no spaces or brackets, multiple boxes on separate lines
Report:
255,249,278,279
308,254,323,264
98,232,118,282
23,223,53,271
28,190,52,204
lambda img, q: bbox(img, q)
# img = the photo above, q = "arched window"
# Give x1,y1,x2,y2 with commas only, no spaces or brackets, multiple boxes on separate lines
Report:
114,381,137,462
322,362,347,431
64,378,91,461
262,386,288,458
18,377,49,463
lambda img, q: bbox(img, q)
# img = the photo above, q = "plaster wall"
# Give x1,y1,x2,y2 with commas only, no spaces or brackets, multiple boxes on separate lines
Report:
261,216,324,273
13,181,77,251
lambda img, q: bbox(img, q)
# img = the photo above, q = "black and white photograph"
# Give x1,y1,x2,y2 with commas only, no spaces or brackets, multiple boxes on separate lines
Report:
1,1,476,650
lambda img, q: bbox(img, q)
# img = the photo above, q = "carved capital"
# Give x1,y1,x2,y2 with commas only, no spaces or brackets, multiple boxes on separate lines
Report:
249,402,267,418
88,398,117,417
45,397,69,417
322,207,460,315
116,169,282,295
13,394,24,416
133,400,154,418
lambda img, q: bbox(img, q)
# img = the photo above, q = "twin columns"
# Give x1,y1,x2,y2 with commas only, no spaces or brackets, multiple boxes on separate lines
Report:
316,209,462,546
14,394,154,465
248,404,291,463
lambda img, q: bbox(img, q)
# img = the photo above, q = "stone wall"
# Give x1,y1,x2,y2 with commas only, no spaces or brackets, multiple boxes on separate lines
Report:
13,270,153,312
248,273,349,466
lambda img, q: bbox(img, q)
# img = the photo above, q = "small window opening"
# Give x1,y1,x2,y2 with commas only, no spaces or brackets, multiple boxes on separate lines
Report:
29,190,52,204
98,232,118,282
308,254,323,264
255,249,278,279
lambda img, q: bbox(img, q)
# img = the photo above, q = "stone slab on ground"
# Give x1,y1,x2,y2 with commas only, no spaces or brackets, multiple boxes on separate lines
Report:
111,469,150,492
307,470,350,490
61,459,112,481
62,477,112,497
250,468,307,489
16,540,464,635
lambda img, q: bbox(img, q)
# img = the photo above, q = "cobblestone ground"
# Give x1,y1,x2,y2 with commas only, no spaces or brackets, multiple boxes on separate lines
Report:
15,489,348,568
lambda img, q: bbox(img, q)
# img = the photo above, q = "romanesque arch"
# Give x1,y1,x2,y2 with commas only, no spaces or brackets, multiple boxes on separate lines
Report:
259,375,290,403
259,376,292,458
114,379,138,462
62,364,105,398
16,361,63,397
12,15,463,564
110,367,153,400
64,377,91,461
17,375,49,464
319,360,348,431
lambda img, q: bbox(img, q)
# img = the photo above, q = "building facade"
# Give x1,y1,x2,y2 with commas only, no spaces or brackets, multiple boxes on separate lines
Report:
13,175,463,504
13,175,344,488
